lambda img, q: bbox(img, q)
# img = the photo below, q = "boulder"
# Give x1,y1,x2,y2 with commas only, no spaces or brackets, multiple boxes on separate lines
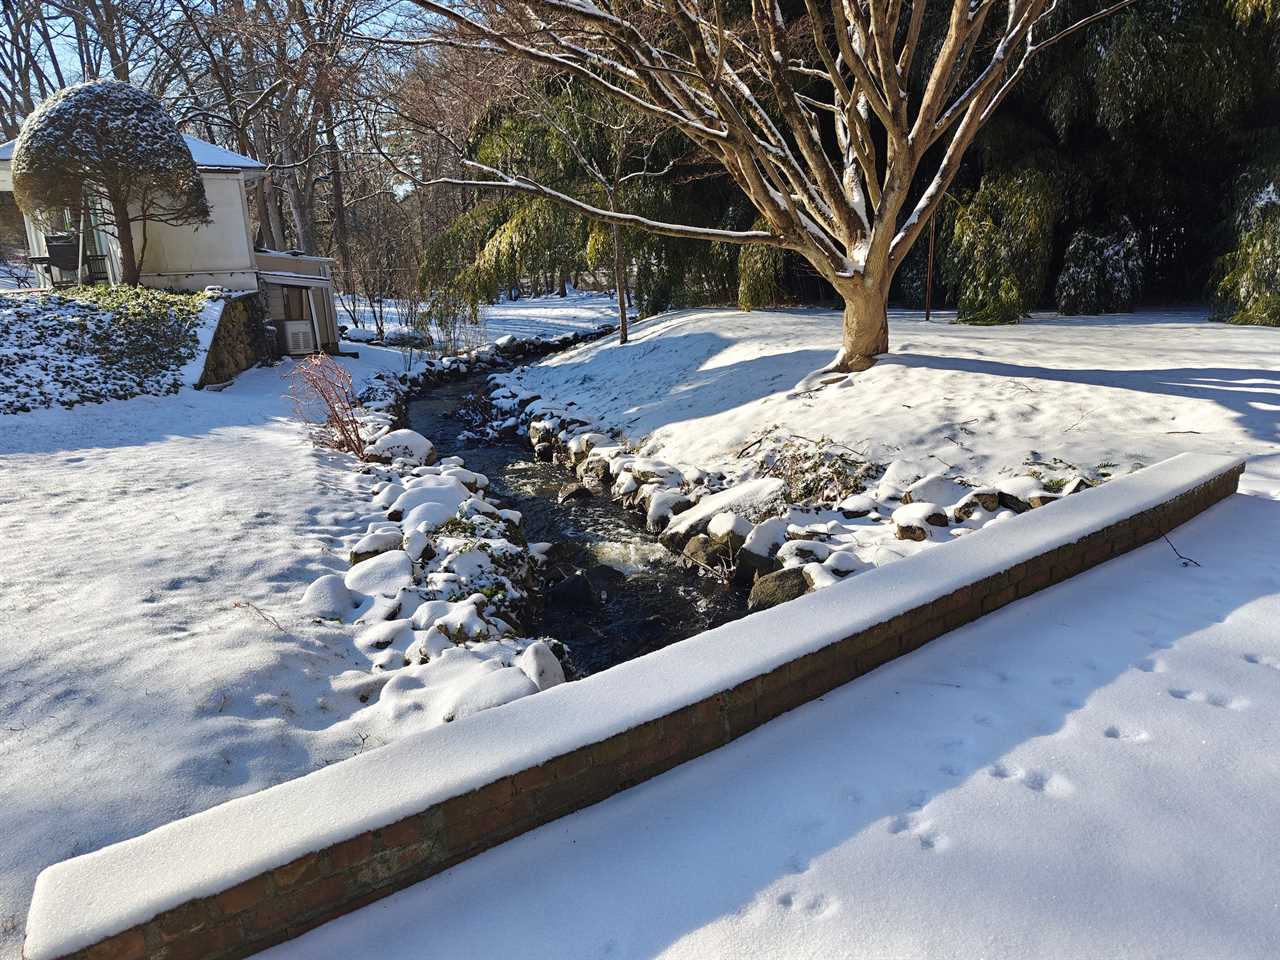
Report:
301,574,353,619
345,549,415,598
747,566,809,612
363,429,436,467
349,528,403,566
516,641,566,691
681,534,725,572
1062,476,1094,496
557,482,593,504
707,511,752,553
534,442,555,462
732,548,781,587
891,502,948,541
546,572,596,609
659,477,787,552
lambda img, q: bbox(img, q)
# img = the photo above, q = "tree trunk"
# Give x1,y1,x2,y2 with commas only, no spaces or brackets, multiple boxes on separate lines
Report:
612,224,628,344
110,195,140,285
836,282,889,371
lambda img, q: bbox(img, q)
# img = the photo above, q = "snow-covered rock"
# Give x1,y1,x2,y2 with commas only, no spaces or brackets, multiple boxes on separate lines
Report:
364,429,436,466
345,550,414,598
301,574,354,619
517,641,566,691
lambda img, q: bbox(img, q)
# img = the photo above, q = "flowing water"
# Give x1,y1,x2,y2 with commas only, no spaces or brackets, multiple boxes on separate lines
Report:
408,376,747,675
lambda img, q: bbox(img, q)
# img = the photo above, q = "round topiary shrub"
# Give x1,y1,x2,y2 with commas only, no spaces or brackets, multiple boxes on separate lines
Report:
11,79,209,284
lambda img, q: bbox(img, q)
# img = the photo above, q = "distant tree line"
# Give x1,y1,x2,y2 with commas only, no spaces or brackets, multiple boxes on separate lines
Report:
2,0,1276,330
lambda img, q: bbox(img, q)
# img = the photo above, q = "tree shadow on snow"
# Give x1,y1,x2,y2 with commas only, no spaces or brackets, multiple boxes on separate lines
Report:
257,492,1280,960
885,353,1280,444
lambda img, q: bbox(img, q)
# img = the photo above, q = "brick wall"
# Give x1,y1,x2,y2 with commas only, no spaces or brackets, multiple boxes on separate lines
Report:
37,460,1244,960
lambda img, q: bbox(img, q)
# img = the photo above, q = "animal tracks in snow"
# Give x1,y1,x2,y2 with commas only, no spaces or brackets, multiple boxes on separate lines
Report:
988,762,1076,798
776,891,838,919
1103,724,1151,743
1243,653,1280,671
887,811,951,851
1168,688,1249,710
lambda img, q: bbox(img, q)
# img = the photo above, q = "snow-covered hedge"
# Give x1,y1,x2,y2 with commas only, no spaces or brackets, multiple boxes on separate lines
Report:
1055,224,1144,315
0,286,206,414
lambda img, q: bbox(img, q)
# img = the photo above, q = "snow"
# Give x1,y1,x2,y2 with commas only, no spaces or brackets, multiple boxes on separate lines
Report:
362,428,434,466
259,484,1280,960
503,306,1280,489
181,135,264,170
0,297,612,955
660,477,787,544
8,296,1280,959
21,453,1242,959
336,290,619,345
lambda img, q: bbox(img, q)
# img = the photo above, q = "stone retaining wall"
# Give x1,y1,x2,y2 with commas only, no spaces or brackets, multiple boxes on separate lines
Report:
29,457,1244,960
196,293,273,389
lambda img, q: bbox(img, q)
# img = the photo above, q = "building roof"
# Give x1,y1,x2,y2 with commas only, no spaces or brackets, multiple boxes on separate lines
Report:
0,134,265,170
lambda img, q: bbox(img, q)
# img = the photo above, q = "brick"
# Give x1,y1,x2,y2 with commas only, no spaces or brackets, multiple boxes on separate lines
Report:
512,762,553,794
155,898,211,940
273,851,327,889
290,874,349,920
329,832,375,870
214,874,270,916
545,747,592,782
156,922,243,960
380,816,422,849
84,928,146,960
590,732,630,768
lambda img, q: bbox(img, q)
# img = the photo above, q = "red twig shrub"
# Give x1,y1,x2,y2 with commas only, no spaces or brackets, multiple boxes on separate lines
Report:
284,355,366,457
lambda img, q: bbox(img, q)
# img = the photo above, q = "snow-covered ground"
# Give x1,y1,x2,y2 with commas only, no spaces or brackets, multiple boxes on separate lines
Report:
4,300,1280,959
508,306,1280,490
0,300,592,956
261,485,1280,959
338,290,620,344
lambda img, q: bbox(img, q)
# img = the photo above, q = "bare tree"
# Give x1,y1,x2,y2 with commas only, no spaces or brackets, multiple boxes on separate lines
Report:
403,0,1138,370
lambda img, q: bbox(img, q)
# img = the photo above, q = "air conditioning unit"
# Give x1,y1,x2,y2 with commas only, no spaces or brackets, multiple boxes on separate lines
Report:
283,320,317,356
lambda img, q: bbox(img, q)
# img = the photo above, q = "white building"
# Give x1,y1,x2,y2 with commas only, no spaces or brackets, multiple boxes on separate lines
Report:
0,134,340,355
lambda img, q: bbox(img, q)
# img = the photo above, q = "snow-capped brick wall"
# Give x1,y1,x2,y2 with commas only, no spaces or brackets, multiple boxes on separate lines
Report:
24,453,1244,960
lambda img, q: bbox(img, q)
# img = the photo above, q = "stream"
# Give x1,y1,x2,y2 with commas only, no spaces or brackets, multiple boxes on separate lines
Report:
408,375,748,675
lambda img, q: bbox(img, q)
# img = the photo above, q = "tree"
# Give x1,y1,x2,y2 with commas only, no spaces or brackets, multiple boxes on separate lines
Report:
11,79,209,284
405,0,1138,370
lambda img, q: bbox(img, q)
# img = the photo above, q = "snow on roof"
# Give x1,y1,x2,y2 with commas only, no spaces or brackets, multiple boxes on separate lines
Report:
0,135,263,170
181,135,264,170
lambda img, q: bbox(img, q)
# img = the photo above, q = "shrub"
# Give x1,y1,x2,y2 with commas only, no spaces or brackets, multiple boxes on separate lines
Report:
1214,202,1280,326
0,285,204,412
1055,223,1145,314
737,219,784,311
945,169,1061,325
11,80,210,285
284,355,365,456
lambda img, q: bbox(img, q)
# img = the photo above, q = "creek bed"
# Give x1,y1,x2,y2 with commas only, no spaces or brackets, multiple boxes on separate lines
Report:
409,375,747,675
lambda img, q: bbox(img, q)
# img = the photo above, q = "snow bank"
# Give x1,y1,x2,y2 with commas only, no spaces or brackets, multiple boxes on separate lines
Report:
23,453,1241,960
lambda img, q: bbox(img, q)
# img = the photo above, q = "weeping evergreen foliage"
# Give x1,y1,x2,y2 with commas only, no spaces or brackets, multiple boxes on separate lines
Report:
945,170,1061,325
916,0,1280,320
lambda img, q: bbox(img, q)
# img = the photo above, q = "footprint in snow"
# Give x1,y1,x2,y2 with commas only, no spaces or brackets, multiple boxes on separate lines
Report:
888,812,950,851
1168,688,1249,709
1243,653,1280,671
1103,725,1151,743
1135,656,1166,673
777,891,838,918
989,763,1075,797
